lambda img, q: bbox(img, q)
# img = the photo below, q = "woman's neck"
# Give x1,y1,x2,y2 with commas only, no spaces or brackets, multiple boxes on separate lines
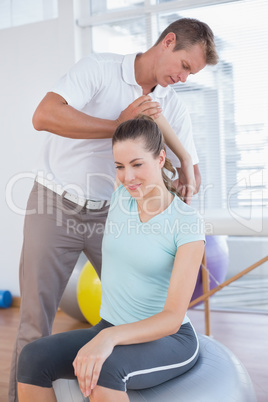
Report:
136,187,174,223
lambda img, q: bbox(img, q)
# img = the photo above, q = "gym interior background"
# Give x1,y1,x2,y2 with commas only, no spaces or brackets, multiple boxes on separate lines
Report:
0,0,267,401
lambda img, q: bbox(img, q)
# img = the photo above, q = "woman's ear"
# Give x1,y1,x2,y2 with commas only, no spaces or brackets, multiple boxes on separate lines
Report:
159,149,166,168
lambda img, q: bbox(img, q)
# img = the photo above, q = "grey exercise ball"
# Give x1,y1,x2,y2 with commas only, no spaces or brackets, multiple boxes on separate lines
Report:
53,334,257,402
59,253,88,322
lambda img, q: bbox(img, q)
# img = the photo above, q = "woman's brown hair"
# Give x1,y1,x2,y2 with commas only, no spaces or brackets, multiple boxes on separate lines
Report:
112,116,180,197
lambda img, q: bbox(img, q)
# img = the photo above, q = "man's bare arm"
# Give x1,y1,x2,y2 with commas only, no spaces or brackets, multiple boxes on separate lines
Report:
32,92,161,139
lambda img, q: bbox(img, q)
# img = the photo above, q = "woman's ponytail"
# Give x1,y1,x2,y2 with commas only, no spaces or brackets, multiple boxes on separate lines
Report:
162,155,181,198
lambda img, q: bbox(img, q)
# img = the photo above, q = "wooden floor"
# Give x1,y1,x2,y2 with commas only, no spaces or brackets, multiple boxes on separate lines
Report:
0,307,267,402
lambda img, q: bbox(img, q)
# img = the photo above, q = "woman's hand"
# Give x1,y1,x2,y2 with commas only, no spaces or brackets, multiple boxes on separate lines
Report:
73,330,114,398
176,158,196,205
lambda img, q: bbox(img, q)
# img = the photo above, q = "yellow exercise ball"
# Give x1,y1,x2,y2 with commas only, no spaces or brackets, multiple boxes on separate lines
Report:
77,261,102,326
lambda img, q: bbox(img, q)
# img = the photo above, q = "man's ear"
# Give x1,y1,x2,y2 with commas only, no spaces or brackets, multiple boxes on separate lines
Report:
162,32,176,49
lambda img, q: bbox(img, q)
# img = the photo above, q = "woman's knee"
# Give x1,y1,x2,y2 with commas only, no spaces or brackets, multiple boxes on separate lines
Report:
97,351,126,391
17,340,52,386
90,386,128,402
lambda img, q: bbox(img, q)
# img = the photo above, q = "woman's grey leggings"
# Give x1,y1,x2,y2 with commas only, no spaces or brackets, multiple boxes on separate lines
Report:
17,320,199,392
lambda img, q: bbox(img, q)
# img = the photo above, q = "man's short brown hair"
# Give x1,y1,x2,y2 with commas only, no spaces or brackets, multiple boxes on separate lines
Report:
155,18,218,65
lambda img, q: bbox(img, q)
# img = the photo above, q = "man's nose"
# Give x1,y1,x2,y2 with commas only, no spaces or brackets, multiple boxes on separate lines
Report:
179,71,190,83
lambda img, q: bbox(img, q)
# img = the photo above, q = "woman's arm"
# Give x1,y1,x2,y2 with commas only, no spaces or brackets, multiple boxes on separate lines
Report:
73,240,204,397
156,114,191,164
174,164,202,197
155,115,196,204
32,92,161,139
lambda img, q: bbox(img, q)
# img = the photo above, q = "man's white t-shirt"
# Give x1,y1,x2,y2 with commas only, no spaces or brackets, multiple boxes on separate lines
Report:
36,53,198,200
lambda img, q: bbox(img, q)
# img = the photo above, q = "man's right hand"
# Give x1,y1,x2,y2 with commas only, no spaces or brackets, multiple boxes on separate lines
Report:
116,95,162,124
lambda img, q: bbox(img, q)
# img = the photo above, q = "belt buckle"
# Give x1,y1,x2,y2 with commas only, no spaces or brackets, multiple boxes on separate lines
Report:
78,196,88,208
63,191,106,210
86,200,103,210
63,192,87,208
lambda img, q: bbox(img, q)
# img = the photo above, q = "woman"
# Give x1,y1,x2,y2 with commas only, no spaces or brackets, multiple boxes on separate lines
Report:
17,116,205,402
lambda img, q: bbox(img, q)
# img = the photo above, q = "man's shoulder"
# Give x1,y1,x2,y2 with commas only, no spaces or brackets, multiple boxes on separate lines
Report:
154,84,183,104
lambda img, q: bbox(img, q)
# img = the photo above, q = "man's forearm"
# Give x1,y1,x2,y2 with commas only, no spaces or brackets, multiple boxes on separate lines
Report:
32,92,118,139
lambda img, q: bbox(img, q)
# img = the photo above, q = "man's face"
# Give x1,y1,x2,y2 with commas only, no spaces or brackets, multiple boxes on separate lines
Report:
155,41,206,87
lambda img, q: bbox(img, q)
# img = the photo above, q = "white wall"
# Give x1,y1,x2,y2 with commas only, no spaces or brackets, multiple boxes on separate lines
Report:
0,0,75,296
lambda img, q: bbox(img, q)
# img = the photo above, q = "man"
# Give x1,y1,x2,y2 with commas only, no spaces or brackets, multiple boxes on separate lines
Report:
9,17,218,401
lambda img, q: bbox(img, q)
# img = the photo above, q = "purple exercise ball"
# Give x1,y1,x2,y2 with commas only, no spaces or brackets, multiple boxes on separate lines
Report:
190,235,229,304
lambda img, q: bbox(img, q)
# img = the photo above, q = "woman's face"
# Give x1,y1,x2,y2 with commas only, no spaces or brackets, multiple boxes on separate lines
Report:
113,138,165,199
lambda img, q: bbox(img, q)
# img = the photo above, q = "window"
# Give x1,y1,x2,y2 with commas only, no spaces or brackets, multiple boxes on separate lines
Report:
90,0,144,15
91,17,147,54
166,2,268,213
0,0,58,29
75,0,268,313
78,0,268,219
